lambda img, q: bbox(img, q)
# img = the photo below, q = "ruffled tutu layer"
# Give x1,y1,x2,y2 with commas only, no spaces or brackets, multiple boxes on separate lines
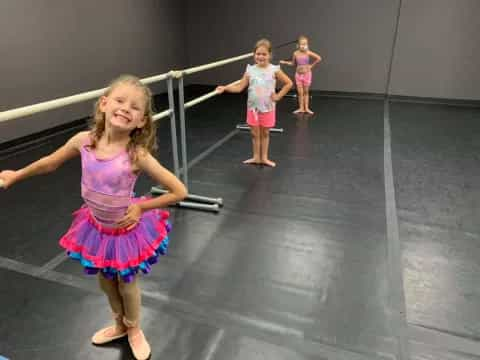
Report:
59,203,171,282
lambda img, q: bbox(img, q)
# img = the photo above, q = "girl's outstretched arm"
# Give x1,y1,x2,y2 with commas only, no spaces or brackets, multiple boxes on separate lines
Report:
280,52,296,66
0,131,87,189
216,73,249,94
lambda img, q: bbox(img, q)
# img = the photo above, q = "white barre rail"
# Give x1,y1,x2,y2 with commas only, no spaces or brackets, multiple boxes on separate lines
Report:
0,49,254,123
182,53,251,76
152,109,172,122
0,72,171,123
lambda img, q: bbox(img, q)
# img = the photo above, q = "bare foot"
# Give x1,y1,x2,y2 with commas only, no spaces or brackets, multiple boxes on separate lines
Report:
293,109,304,114
305,109,314,115
243,158,261,165
261,159,276,167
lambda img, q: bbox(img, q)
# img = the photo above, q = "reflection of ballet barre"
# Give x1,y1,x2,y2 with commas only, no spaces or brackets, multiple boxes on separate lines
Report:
236,123,283,133
284,92,312,100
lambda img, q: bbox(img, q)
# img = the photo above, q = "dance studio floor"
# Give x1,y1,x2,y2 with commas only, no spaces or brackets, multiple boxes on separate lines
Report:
1,87,480,359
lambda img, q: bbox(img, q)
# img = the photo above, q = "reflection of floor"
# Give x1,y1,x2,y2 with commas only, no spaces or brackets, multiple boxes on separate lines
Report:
1,91,480,359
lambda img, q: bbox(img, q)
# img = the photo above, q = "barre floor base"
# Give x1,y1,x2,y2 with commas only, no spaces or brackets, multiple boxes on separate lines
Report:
236,123,284,133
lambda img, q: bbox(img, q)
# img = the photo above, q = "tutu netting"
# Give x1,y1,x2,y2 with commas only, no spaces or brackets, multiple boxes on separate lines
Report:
59,203,171,283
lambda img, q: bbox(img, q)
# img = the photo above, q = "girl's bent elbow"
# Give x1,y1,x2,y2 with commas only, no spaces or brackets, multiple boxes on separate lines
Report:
178,187,188,201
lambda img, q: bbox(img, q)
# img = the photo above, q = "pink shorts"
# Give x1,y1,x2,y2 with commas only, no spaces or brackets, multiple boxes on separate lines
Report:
295,71,312,87
246,109,276,128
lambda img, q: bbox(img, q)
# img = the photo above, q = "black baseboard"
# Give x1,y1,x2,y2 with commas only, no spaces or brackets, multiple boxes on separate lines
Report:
310,90,385,101
2,85,480,156
388,94,480,108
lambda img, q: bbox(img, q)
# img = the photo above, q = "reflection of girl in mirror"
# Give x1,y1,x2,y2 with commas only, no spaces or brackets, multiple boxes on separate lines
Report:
280,35,322,115
217,39,292,167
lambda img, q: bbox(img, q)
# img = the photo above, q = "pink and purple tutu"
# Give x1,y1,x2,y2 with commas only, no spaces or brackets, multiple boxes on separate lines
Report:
59,203,171,283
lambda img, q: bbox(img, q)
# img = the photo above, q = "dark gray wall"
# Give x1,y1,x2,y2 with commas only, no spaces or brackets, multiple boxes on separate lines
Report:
185,0,480,101
389,0,480,100
184,0,400,94
3,0,479,145
0,0,186,143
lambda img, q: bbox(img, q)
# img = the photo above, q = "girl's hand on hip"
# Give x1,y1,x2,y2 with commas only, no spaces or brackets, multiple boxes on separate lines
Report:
117,204,143,230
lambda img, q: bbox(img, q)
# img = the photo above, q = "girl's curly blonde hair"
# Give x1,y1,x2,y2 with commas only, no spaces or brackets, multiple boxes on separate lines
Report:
89,74,157,167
